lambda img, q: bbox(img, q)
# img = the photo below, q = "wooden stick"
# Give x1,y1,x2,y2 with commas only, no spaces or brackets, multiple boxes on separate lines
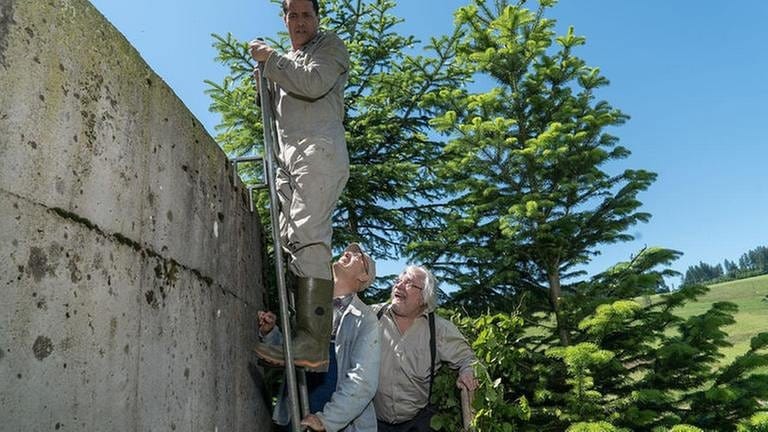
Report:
461,387,475,431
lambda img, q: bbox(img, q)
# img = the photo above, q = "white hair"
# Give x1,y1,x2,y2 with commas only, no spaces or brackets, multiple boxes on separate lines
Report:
405,265,437,312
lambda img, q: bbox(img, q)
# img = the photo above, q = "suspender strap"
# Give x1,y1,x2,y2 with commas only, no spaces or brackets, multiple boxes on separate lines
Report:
428,311,436,401
377,305,437,401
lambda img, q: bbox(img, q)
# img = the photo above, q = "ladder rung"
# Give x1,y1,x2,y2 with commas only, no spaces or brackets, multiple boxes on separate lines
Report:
230,155,263,163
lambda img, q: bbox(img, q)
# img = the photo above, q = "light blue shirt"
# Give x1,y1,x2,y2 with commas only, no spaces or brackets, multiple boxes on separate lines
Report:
265,295,381,432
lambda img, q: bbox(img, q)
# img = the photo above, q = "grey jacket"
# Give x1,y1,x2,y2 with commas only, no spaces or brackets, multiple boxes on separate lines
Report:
265,296,380,432
263,30,349,157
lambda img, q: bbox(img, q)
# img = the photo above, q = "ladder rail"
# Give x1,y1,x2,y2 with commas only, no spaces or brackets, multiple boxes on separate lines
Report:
255,64,307,432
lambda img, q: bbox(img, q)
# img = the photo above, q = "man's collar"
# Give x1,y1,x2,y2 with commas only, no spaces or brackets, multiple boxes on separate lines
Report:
333,293,354,311
389,304,429,320
296,30,324,52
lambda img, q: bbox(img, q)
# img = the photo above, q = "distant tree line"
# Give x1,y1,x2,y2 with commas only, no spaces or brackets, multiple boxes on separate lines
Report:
683,245,768,286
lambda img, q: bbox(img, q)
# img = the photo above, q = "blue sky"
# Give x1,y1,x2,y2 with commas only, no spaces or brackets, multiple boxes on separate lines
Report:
89,0,768,287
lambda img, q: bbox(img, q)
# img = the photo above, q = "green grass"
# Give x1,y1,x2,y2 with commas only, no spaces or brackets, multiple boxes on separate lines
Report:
527,274,768,364
672,274,768,362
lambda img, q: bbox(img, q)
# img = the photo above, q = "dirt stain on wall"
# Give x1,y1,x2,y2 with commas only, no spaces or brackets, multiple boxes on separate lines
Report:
27,247,55,281
32,335,54,361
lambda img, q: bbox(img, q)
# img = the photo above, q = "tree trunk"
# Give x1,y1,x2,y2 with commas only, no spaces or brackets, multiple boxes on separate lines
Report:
548,269,570,346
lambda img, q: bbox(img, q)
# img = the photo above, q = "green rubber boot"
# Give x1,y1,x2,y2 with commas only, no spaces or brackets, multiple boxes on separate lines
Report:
254,277,333,372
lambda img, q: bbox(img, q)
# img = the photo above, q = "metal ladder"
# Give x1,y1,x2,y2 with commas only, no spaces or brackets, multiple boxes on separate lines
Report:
231,63,309,432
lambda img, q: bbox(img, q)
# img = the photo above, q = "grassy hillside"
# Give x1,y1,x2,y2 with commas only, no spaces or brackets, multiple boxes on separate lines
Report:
662,274,768,362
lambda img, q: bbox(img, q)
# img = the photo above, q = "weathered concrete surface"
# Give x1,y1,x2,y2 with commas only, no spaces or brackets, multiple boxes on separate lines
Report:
0,0,270,430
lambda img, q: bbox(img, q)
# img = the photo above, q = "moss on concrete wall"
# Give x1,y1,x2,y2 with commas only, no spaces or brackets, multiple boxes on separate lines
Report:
0,0,271,430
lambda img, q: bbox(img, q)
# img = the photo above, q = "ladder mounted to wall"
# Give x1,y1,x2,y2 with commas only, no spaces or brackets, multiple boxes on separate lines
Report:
231,63,310,432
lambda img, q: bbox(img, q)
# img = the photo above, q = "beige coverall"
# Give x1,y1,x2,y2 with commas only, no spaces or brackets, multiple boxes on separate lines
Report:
263,31,350,280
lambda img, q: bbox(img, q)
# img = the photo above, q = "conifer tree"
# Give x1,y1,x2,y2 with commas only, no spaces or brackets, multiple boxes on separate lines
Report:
412,0,655,345
407,1,768,430
435,253,768,431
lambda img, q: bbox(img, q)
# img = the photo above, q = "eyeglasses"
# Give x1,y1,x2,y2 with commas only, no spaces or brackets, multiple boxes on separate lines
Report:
395,276,423,291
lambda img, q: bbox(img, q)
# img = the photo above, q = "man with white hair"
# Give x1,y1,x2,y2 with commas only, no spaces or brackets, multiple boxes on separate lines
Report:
373,265,478,432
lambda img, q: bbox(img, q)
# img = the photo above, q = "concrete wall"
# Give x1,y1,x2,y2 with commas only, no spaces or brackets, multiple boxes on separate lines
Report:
0,0,271,430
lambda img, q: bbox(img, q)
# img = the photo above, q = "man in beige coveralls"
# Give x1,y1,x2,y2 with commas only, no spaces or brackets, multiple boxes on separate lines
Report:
249,0,350,372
